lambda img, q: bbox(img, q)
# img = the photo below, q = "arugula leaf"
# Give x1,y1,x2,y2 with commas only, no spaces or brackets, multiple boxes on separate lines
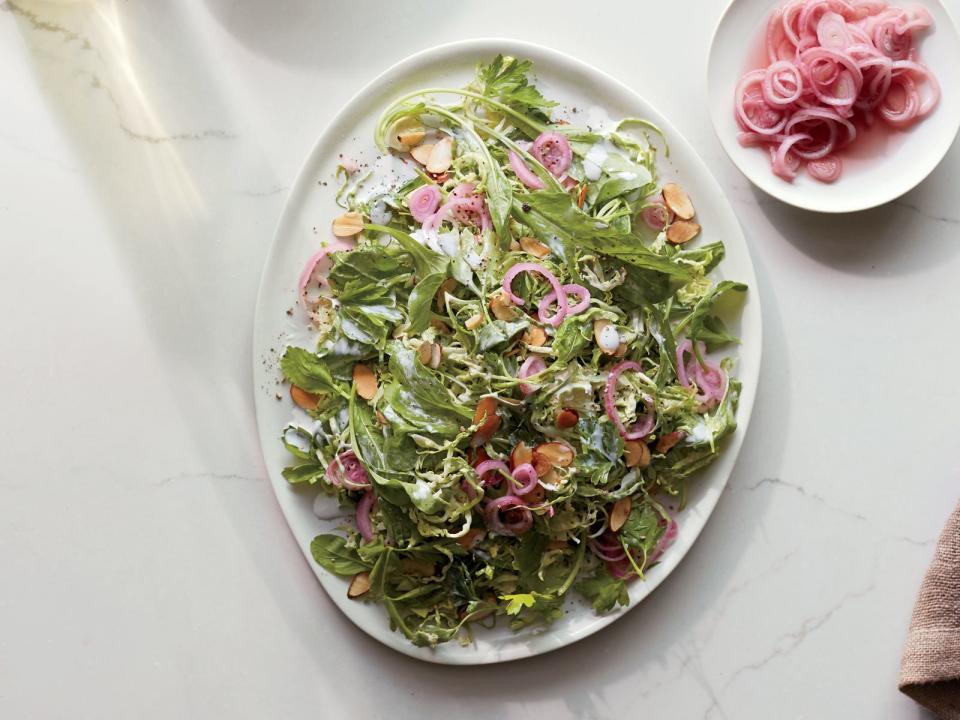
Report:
696,315,740,350
677,240,726,274
337,280,404,349
364,223,449,279
385,346,472,434
476,318,529,351
513,192,690,282
552,317,590,363
575,570,629,613
407,272,447,335
281,463,326,485
620,502,668,559
573,418,624,486
328,244,411,289
676,280,747,339
310,534,368,575
280,347,349,397
501,593,537,615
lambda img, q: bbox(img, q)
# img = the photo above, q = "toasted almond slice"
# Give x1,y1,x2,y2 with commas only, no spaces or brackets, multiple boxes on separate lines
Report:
525,485,546,504
523,326,548,346
387,117,424,151
615,342,628,357
556,408,579,429
609,497,632,532
519,236,551,259
397,125,426,148
666,220,701,245
426,136,454,174
455,528,486,550
531,452,553,477
624,440,651,469
430,319,451,334
490,291,519,321
662,183,695,220
511,441,533,470
410,143,434,165
332,211,364,237
376,410,387,425
593,319,620,355
435,277,457,311
417,342,434,365
546,539,568,550
471,396,500,447
534,442,575,468
290,385,322,410
465,312,484,330
540,468,560,486
348,572,371,598
655,431,685,454
352,363,377,400
509,239,521,251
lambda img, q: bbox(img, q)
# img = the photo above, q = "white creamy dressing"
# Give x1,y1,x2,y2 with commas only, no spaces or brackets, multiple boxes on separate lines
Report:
685,419,713,445
312,493,345,520
352,152,416,206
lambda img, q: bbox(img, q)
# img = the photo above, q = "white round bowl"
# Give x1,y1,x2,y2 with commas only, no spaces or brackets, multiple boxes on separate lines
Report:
707,0,960,213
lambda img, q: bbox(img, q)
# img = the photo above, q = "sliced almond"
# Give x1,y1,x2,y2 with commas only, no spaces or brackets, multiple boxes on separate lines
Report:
556,408,579,429
624,440,651,469
435,277,457,311
416,342,435,366
615,342,628,358
510,441,533,469
519,236,551,259
376,410,387,425
546,539,568,551
397,125,425,148
290,385,322,410
534,442,575,468
594,319,620,355
410,143,434,165
655,431,685,454
430,318,451,334
347,572,371,598
509,239,522,251
426,136,454,174
352,363,377,400
387,117,424,151
471,397,500,447
332,211,364,237
531,452,553,477
522,326,548,347
540,468,560,486
465,313,484,330
490,291,519,321
609,497,632,532
455,528,486,550
430,344,442,369
666,220,701,245
525,485,546,505
662,183,695,220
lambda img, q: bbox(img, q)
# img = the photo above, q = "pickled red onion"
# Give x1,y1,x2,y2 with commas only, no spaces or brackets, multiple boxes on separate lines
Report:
475,459,508,486
531,132,573,177
502,262,568,328
734,0,939,183
510,463,539,496
298,241,353,310
356,491,375,542
537,284,590,324
508,151,545,190
518,355,547,396
604,361,657,440
408,184,441,223
484,495,533,536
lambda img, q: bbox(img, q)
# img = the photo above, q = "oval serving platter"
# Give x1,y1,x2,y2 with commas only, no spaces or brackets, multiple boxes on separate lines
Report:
253,38,762,665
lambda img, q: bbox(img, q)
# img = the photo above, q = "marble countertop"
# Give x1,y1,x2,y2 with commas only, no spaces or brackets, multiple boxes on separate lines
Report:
2,1,957,718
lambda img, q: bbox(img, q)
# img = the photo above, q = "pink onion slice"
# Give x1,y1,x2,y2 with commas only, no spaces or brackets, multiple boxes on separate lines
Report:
298,241,354,310
408,184,441,223
510,463,539,496
502,262,568,328
508,151,545,190
806,154,843,181
676,339,727,411
475,459,508,486
326,450,371,491
531,132,573,177
518,355,547,396
604,361,657,440
537,284,590,324
484,495,533,536
356,491,375,542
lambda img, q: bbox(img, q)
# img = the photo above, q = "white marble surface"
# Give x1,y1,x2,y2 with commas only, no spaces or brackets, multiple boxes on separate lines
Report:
1,1,957,717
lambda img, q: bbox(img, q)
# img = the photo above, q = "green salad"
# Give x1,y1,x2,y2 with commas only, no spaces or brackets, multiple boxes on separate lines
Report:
279,55,747,647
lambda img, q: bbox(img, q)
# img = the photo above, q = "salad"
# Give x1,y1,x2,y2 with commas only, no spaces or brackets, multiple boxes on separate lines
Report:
279,55,747,647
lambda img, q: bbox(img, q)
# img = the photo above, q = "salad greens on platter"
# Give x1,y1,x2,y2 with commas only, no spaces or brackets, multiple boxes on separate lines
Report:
279,55,747,648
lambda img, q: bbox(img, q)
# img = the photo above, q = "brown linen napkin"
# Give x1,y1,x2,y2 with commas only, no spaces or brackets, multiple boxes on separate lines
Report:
900,503,960,719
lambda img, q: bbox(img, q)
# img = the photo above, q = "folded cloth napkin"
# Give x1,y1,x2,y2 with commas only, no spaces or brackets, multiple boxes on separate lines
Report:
900,503,960,719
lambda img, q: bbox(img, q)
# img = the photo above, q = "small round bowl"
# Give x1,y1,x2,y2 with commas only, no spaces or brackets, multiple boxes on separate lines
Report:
707,0,960,213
